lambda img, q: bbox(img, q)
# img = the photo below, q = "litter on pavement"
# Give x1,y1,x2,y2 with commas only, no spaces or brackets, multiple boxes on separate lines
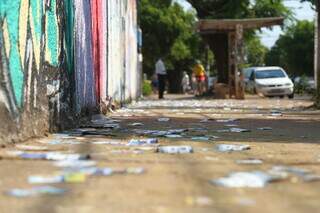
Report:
92,141,123,145
236,159,263,165
111,150,144,155
28,173,86,184
269,166,311,177
185,196,213,206
303,175,320,182
229,128,251,133
78,167,145,176
53,160,97,168
45,153,90,161
216,128,250,133
81,129,116,136
165,134,183,138
211,171,282,188
158,118,170,122
157,146,193,154
270,111,283,117
28,175,64,184
52,133,77,140
128,123,144,126
224,124,239,127
257,127,273,131
216,144,251,152
188,127,208,132
7,186,66,198
38,140,82,145
91,115,120,124
167,129,188,134
216,119,239,123
127,138,158,146
216,129,230,133
200,118,215,123
133,129,174,137
15,145,49,151
191,137,210,141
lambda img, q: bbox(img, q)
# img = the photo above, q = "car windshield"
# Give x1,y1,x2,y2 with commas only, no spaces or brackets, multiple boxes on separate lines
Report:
243,69,253,79
255,69,286,79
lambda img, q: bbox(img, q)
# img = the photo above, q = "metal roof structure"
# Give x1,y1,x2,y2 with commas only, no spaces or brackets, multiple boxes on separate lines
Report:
197,17,284,33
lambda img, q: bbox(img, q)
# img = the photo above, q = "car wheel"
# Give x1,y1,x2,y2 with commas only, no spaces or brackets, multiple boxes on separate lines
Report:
288,93,294,99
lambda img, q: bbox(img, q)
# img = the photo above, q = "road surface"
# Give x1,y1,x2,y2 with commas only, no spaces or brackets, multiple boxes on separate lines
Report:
0,95,320,213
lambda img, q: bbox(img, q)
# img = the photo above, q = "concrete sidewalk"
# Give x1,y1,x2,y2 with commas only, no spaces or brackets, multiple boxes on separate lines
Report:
0,95,320,213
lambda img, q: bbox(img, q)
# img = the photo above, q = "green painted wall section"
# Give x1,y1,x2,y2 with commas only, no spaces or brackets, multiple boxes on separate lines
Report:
0,0,24,106
0,0,61,108
64,0,74,74
46,0,59,66
30,0,42,42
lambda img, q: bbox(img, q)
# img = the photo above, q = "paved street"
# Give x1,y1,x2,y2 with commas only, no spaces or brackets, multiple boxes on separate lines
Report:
0,95,320,213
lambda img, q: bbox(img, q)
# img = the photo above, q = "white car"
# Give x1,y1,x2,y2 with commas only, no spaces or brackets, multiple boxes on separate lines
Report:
247,67,294,98
242,67,256,92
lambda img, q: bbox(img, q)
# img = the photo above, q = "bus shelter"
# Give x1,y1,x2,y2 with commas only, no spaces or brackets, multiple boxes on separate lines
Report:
197,17,284,99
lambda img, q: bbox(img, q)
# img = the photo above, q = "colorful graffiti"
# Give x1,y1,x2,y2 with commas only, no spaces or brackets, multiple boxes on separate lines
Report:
106,0,140,102
91,0,107,103
0,0,140,142
73,0,97,113
0,0,60,110
0,1,25,107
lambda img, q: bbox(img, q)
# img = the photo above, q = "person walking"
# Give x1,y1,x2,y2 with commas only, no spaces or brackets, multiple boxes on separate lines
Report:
155,58,167,99
181,71,190,94
192,60,206,96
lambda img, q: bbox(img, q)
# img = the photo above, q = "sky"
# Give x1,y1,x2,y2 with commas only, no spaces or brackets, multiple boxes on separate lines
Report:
175,0,316,48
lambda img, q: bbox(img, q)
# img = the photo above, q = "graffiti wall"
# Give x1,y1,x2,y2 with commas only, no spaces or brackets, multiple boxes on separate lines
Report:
91,0,107,103
0,0,64,143
107,0,140,103
125,0,139,100
0,0,140,143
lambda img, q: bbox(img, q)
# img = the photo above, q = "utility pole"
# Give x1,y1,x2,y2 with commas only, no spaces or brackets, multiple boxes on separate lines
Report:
316,0,320,106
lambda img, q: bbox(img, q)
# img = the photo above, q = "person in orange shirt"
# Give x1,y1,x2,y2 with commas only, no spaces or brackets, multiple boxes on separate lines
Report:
192,60,206,96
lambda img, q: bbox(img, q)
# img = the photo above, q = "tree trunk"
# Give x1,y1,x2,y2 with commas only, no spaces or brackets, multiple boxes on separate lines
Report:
205,34,229,84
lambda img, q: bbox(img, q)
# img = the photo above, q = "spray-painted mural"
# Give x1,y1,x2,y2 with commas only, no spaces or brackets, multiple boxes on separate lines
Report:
0,0,60,112
74,0,96,113
90,0,107,103
0,0,63,142
0,0,140,143
107,0,140,103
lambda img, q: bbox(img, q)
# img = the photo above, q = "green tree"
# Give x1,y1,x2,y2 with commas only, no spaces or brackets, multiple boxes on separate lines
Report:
265,20,314,77
186,0,291,83
139,0,203,92
187,0,290,19
245,36,268,66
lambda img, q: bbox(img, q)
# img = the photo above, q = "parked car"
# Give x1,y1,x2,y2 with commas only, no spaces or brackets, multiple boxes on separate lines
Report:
242,67,257,92
293,76,315,94
247,66,294,99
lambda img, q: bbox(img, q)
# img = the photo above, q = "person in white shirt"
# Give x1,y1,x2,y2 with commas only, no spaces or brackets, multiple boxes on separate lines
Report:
181,71,190,94
155,58,167,99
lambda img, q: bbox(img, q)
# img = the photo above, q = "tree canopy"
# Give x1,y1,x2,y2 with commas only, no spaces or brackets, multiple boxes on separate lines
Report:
187,0,291,19
139,0,206,92
245,37,268,67
139,0,200,74
266,20,315,77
